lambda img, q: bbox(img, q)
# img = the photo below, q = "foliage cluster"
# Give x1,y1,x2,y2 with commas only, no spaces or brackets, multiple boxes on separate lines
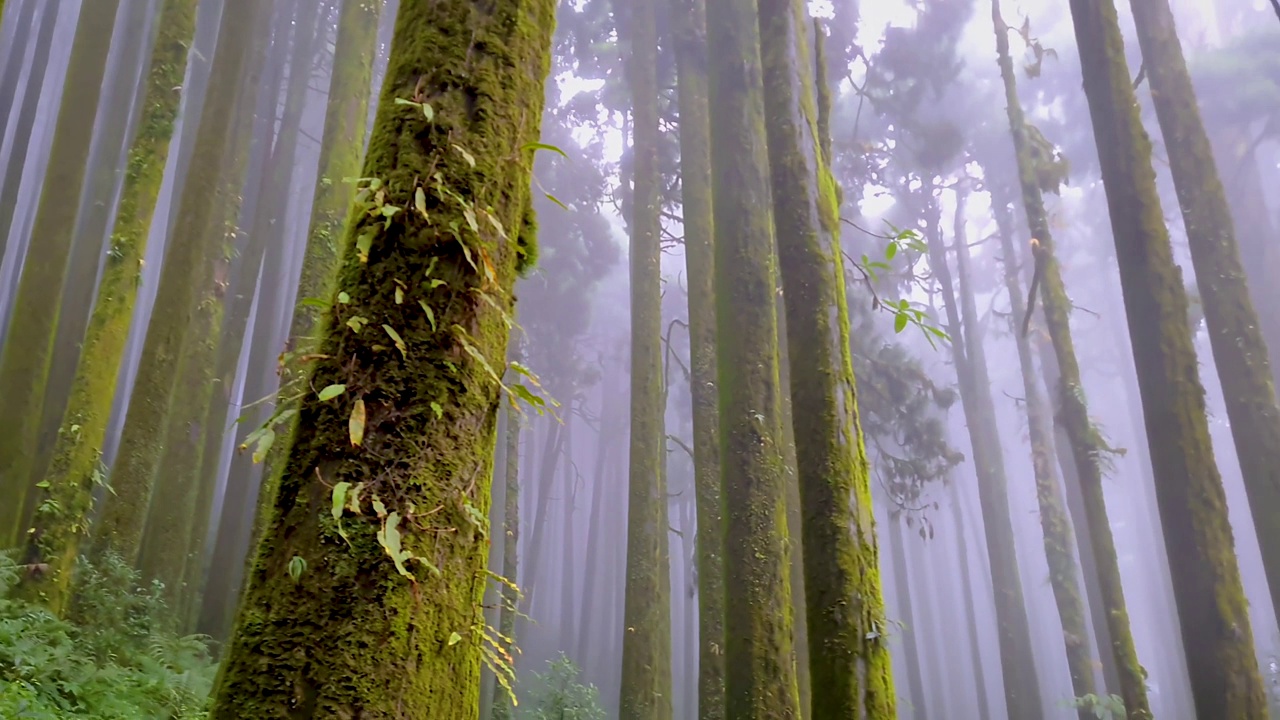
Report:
0,554,215,719
520,654,607,720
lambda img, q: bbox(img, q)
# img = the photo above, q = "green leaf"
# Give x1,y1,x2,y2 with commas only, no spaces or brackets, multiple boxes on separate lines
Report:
885,241,899,260
287,555,307,582
422,103,434,122
430,401,443,419
318,384,347,401
453,144,476,168
332,481,352,545
377,512,414,579
298,297,328,309
521,141,570,159
394,98,421,108
414,187,427,217
419,300,437,331
337,291,351,304
383,324,407,358
349,398,367,447
894,312,909,333
448,631,463,646
395,286,404,305
346,316,368,332
542,192,570,211
252,429,276,463
356,230,374,263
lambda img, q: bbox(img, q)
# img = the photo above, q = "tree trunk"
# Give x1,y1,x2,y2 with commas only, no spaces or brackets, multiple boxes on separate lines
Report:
705,0,803,713
1131,0,1280,630
618,0,673,716
887,516,928,720
93,0,269,563
0,0,121,548
669,0,725,713
758,7,896,718
491,403,521,720
987,187,1095,716
206,0,557,713
1064,0,1269,714
17,0,198,612
926,196,1043,719
949,483,992,720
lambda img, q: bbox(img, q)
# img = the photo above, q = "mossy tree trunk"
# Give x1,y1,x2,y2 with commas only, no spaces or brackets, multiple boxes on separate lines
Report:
491,402,521,720
987,189,1095,717
925,195,1043,719
16,0,198,613
991,5,1153,714
618,0,673,716
758,5,895,718
0,0,121,548
1064,0,1268,714
705,0,804,713
92,0,269,563
1130,0,1280,629
669,0,725,714
206,0,556,714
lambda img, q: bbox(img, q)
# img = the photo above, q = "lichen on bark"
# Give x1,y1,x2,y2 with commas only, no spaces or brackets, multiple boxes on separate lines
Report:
758,4,895,718
1064,0,1268,714
17,0,199,614
207,0,557,716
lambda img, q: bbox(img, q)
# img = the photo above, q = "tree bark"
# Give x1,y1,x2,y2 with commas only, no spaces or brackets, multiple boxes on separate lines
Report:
1064,0,1269,714
207,0,557,714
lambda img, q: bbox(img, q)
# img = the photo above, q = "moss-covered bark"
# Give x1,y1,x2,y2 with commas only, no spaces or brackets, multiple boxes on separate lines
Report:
669,0,725,714
758,5,895,718
926,196,1042,719
705,0,803,714
490,403,521,720
988,193,1095,715
618,0,673,715
1064,0,1268,715
16,0,198,613
206,0,556,714
0,0,121,548
1130,0,1280,631
990,5,1152,714
93,0,268,562
285,0,382,357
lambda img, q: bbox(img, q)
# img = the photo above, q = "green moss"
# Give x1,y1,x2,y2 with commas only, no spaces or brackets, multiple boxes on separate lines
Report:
619,0,673,717
758,5,895,718
1130,0,1280,641
669,0,725,714
17,0,199,614
704,0,803,715
989,196,1096,707
0,0,122,549
206,1,556,716
93,0,265,563
1063,0,1267,714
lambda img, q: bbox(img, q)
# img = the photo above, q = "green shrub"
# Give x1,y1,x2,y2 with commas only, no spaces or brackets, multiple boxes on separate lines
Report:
521,653,607,720
0,554,215,719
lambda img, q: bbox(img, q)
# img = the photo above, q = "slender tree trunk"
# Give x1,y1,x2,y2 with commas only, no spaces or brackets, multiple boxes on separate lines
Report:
0,0,121,548
491,403,521,720
759,7,896,717
17,0,198,612
208,0,556,714
559,426,577,654
577,389,618,666
986,188,1095,716
1131,0,1280,629
887,516,928,720
926,197,1042,719
705,0,803,713
669,0,725,713
949,482,992,720
1064,0,1268,714
618,0,673,716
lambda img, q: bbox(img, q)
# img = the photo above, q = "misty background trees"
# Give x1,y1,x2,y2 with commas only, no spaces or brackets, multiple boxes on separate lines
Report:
0,0,1278,718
